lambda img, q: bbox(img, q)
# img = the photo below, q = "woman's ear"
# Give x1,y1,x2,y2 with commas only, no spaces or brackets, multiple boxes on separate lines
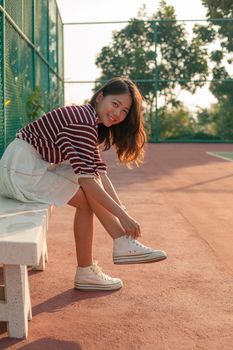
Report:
96,91,103,103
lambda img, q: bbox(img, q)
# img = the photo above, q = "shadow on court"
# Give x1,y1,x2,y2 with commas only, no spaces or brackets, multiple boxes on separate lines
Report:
1,143,233,349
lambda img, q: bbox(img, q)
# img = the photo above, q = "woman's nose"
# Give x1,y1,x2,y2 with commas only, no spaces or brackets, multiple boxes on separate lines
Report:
114,109,121,117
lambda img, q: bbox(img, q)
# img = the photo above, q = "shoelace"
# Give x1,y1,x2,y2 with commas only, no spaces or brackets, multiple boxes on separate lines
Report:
91,263,111,281
127,236,152,251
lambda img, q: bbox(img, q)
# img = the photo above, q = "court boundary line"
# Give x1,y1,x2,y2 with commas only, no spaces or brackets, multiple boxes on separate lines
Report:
207,152,233,162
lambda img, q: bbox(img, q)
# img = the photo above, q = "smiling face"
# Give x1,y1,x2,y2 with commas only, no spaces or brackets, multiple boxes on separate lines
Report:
95,92,132,127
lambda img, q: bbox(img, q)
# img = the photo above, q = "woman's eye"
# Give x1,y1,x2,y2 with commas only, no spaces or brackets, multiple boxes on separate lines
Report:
112,101,118,107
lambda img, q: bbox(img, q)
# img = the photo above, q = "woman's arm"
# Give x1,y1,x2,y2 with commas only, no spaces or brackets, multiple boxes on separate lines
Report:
99,172,126,210
78,176,140,238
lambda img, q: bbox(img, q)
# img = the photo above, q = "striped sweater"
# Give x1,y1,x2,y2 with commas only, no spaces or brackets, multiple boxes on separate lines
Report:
16,104,107,177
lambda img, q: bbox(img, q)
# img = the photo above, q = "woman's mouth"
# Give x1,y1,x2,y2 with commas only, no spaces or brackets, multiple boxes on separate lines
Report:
108,115,115,123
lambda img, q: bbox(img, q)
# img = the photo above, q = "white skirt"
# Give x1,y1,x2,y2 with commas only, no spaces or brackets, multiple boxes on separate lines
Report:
0,139,80,207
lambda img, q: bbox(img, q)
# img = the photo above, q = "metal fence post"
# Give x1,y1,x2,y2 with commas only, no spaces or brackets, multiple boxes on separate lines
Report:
153,20,159,143
0,0,6,150
56,4,59,75
61,21,64,105
32,0,36,90
47,0,50,96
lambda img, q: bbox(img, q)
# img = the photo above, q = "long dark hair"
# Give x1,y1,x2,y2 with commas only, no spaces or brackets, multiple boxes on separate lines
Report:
90,77,146,167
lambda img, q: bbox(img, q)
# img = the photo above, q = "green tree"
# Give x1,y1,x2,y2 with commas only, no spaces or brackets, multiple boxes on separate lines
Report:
195,0,233,139
201,0,233,50
95,1,209,140
158,106,196,140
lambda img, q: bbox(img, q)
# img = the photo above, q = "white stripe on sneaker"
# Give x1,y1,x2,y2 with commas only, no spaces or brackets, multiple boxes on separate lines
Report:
113,251,167,264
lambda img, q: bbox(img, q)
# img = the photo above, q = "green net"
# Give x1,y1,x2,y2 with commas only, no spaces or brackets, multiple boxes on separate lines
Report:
35,55,49,97
0,0,64,157
5,19,33,145
0,8,4,153
49,0,58,73
5,0,23,30
23,0,33,41
57,11,63,82
35,0,48,59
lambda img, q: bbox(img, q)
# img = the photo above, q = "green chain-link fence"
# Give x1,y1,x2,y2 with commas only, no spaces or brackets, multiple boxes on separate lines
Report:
64,18,233,143
0,0,64,157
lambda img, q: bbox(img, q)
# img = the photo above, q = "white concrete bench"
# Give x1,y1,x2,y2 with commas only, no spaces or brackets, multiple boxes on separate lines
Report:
0,195,51,338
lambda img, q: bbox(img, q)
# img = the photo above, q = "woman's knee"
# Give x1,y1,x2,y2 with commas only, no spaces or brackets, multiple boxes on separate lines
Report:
68,188,91,210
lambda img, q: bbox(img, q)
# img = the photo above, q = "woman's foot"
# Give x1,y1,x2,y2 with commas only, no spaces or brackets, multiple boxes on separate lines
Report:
74,262,123,291
113,235,167,264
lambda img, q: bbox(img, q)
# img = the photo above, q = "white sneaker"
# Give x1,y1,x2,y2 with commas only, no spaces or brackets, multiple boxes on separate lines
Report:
113,235,167,264
74,262,123,291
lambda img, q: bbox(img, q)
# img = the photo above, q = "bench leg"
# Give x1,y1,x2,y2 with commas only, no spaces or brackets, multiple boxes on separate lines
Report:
32,247,46,271
44,237,48,263
3,265,31,338
32,220,48,271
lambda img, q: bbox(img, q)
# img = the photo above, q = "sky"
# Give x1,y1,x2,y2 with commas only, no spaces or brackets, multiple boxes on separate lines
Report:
56,0,217,109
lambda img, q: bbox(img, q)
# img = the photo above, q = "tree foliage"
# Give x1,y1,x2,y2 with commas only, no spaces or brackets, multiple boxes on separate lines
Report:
95,0,233,140
157,106,196,139
193,0,233,138
201,0,233,50
95,1,210,139
96,1,209,99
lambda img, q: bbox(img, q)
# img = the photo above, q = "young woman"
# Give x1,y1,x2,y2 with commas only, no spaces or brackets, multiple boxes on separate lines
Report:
0,77,167,291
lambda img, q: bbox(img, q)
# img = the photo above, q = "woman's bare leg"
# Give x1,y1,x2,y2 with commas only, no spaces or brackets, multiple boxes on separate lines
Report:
84,192,125,239
68,189,94,267
68,186,125,241
68,182,126,267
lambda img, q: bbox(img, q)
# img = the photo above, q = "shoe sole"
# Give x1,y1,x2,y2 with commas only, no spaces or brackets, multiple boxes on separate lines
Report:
74,281,123,291
113,252,167,264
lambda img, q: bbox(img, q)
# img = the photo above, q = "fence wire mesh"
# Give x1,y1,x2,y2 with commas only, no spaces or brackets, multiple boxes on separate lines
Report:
0,3,4,154
0,0,64,156
64,18,233,143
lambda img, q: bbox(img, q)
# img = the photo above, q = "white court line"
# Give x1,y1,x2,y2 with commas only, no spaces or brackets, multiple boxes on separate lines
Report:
207,152,233,162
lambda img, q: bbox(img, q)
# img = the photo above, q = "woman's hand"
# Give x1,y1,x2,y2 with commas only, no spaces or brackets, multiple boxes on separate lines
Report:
78,177,141,239
118,212,141,239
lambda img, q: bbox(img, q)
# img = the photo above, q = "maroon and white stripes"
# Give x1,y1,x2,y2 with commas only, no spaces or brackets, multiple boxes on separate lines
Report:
16,104,107,177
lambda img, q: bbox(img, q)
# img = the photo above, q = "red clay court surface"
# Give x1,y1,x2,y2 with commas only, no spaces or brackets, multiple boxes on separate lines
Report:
1,143,233,350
